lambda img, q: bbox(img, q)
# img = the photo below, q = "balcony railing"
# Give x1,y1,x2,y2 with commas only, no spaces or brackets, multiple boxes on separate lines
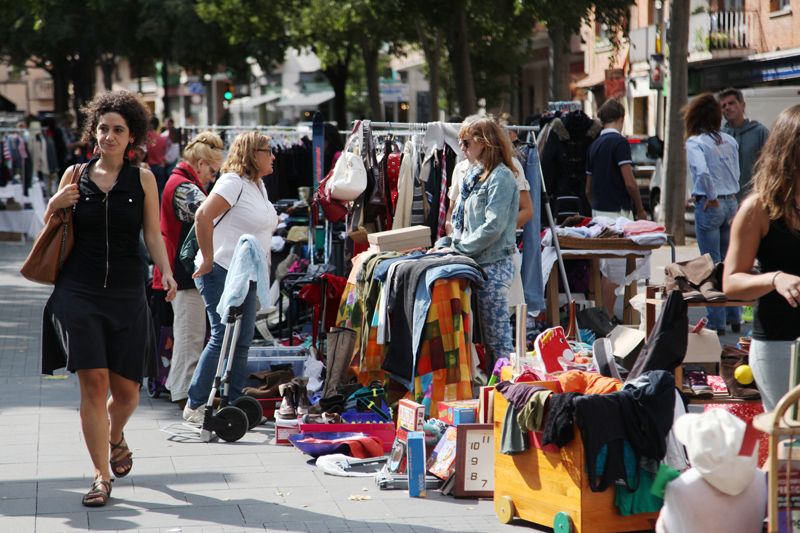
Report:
689,11,760,54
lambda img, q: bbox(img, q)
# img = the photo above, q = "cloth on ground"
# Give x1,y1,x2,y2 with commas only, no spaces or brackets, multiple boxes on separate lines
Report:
216,234,269,321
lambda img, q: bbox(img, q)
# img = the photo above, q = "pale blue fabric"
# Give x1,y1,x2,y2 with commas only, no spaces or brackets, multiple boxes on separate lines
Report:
216,234,270,322
521,146,545,312
749,338,793,412
686,133,740,200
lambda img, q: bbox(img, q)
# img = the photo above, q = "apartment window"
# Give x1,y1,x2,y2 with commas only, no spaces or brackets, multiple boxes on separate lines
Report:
770,0,790,12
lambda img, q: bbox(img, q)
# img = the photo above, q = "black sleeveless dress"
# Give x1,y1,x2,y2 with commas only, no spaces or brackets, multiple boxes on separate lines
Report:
42,159,154,382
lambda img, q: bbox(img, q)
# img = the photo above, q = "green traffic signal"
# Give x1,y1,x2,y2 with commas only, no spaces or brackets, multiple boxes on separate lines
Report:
224,90,233,100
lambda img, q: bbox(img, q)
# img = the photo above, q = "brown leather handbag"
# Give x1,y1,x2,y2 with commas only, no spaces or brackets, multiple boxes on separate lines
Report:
20,164,86,285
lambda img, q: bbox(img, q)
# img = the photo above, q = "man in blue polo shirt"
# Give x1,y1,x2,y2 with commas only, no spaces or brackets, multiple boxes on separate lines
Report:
586,99,647,317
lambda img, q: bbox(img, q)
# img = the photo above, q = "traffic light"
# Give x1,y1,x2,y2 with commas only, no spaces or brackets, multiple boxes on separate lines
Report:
223,82,234,101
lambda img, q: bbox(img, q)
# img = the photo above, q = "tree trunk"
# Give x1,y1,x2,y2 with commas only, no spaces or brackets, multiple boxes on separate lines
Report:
664,0,690,245
362,44,383,121
418,27,442,122
100,56,115,91
549,26,572,102
51,65,70,116
71,58,96,124
446,1,477,116
161,59,171,118
324,59,350,129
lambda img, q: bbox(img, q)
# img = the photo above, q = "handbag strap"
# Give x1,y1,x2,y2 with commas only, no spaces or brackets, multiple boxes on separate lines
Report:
60,163,87,220
213,178,245,228
342,120,363,156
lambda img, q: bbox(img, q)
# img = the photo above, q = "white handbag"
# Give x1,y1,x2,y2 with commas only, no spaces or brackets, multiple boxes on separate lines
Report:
327,121,367,201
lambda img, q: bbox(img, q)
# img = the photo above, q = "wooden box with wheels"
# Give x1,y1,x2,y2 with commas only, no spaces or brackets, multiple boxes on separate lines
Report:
493,383,658,532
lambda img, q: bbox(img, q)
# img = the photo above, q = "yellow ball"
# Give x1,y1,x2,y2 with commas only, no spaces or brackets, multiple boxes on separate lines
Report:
734,364,754,385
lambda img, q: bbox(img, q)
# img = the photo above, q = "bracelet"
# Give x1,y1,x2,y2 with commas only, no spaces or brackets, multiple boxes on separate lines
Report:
772,271,783,288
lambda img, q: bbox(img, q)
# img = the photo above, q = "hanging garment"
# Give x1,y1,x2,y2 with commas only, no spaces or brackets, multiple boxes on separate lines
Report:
394,140,415,228
521,145,545,312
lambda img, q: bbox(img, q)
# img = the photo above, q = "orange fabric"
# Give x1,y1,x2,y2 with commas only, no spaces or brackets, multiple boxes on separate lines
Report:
558,370,622,394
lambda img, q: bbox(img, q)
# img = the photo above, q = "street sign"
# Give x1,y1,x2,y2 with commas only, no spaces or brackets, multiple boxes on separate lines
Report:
187,81,205,95
380,81,410,103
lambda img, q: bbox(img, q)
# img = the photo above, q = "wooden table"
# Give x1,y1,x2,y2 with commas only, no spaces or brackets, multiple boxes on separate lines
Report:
643,285,756,401
546,240,660,327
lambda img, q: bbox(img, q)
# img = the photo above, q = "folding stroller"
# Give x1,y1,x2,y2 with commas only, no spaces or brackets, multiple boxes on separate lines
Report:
198,286,263,443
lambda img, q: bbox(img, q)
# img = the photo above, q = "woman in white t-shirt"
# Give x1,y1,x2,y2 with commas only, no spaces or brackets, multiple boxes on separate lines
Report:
182,131,278,424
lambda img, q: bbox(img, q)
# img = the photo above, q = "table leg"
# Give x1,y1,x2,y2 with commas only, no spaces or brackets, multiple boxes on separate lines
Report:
591,258,603,311
547,266,559,328
623,256,639,325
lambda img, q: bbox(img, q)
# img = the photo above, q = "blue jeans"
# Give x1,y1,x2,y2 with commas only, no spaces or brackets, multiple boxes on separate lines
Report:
187,263,257,409
476,258,515,364
694,196,740,330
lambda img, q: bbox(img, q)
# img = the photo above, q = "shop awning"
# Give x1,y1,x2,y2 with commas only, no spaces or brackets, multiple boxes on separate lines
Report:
230,93,281,111
276,90,335,108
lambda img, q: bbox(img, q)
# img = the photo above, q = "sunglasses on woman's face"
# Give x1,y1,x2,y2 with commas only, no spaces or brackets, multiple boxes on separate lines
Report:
459,138,470,148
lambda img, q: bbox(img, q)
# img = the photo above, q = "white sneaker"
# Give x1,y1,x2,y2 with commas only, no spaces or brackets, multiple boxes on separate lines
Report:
182,403,206,424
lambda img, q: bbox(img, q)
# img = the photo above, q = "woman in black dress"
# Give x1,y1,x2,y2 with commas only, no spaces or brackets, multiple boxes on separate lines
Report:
41,91,177,506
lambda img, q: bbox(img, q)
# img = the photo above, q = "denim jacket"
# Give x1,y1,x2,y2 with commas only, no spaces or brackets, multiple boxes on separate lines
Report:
436,163,519,265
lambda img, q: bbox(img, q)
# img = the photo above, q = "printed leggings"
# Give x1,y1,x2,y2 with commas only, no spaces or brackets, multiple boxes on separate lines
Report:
476,257,515,365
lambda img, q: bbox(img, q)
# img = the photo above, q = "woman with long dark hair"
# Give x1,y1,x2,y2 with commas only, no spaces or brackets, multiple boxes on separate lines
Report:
724,104,800,411
684,93,741,334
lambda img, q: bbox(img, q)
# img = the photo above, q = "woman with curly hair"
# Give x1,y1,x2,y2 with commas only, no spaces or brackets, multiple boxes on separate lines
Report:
41,90,177,506
685,93,741,334
182,131,278,424
724,104,800,411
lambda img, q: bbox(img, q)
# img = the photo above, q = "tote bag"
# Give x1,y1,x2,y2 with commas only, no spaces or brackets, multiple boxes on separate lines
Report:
20,163,86,284
326,121,367,201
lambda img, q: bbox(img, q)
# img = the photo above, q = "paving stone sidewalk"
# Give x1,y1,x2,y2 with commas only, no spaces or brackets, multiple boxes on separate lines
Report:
0,241,532,533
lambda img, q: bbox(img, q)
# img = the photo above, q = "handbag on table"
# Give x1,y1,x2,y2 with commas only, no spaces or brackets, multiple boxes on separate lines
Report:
20,163,87,285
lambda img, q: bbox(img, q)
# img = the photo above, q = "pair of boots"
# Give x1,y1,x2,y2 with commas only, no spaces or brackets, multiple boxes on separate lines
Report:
322,327,356,400
276,377,311,420
242,367,294,399
664,254,726,303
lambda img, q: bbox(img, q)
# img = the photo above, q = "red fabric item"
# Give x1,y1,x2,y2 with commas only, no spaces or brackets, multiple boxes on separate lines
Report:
705,375,767,467
300,435,385,458
152,162,206,289
387,152,401,211
146,130,168,166
298,273,348,346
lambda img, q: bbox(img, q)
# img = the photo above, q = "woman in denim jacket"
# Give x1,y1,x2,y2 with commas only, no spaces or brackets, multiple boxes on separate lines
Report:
435,118,520,363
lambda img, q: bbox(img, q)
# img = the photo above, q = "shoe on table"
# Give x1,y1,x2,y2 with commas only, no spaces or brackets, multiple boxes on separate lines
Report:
183,403,206,424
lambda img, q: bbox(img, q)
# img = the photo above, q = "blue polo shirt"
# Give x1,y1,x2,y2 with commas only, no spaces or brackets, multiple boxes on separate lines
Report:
586,129,634,212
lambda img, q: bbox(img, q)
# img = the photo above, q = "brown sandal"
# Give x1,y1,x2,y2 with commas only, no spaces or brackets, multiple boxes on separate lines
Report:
82,478,112,507
109,433,133,478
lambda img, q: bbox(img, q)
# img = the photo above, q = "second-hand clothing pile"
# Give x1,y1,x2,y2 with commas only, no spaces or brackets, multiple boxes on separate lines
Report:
497,369,675,512
335,250,486,417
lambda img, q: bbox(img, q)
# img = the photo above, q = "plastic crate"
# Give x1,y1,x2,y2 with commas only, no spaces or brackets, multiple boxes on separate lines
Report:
246,346,308,386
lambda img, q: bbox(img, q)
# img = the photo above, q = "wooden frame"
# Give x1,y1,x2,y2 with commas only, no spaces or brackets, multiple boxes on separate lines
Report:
453,423,494,498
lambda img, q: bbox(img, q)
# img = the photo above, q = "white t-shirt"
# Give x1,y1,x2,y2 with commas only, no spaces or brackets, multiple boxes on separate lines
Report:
196,172,278,271
447,158,529,203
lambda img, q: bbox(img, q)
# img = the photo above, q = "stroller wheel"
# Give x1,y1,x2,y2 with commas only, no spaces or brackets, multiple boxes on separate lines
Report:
213,406,248,442
145,378,161,399
233,396,263,430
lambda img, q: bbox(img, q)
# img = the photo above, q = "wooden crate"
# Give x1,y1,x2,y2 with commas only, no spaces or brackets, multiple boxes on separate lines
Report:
493,382,658,532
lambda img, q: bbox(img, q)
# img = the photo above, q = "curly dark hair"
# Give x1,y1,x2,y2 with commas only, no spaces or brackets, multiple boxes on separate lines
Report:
80,90,150,148
683,93,722,138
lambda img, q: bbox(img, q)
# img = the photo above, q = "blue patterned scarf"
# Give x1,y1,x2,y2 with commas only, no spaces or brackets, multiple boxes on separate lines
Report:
452,164,483,234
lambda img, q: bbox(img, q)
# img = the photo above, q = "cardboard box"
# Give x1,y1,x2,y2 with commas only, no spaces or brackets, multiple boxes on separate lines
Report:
437,399,479,426
407,431,427,497
608,325,646,370
367,225,431,252
684,327,722,364
275,419,300,445
398,399,425,431
256,397,282,420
